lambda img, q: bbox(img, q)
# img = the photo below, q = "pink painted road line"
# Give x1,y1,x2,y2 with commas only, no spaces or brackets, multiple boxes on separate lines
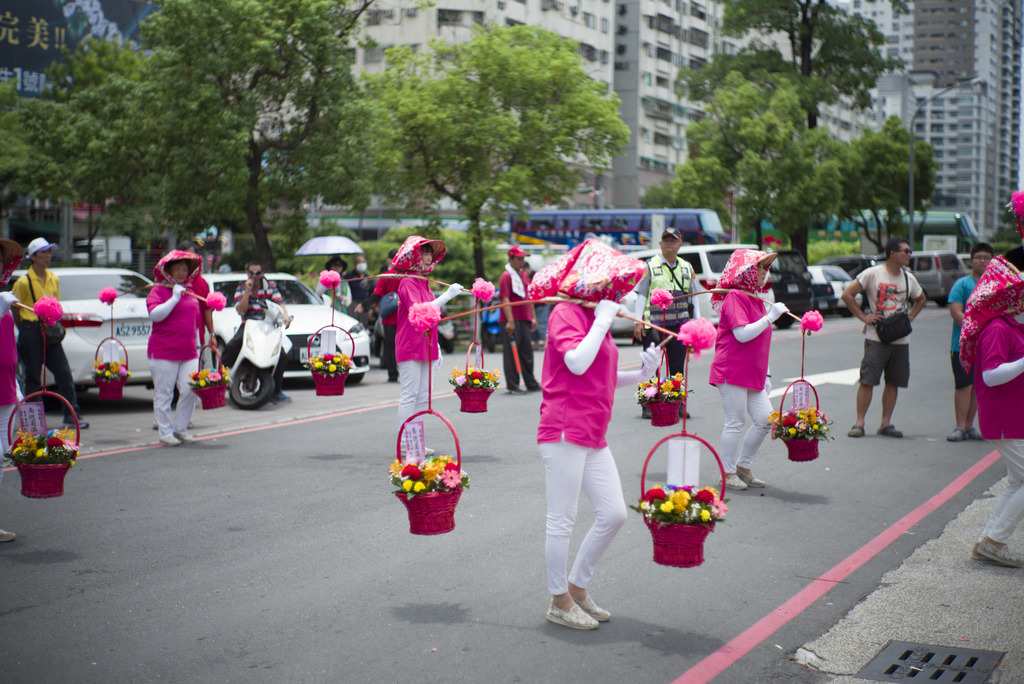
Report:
673,448,1004,684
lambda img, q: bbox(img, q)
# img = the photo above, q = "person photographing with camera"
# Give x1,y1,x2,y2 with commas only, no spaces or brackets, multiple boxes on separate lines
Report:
222,261,293,403
841,237,927,439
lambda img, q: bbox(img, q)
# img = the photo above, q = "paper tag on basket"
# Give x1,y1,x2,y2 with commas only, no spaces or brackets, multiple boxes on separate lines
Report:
791,381,811,411
17,402,47,436
667,438,700,488
101,340,120,364
475,346,483,369
402,420,426,464
320,329,337,357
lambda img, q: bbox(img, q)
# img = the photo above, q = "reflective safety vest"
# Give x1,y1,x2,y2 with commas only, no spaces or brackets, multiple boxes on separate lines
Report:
643,256,694,328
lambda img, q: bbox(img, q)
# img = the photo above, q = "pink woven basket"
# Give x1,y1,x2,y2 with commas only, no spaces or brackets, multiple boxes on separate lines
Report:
395,408,464,536
454,388,493,413
312,371,348,396
16,462,72,499
785,439,819,462
648,400,681,427
194,384,227,409
96,378,126,401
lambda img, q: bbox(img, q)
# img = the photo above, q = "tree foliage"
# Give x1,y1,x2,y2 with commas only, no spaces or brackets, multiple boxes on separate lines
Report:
0,83,31,232
367,25,630,277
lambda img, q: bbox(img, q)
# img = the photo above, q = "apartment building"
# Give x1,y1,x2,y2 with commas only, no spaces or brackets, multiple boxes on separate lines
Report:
849,0,1022,236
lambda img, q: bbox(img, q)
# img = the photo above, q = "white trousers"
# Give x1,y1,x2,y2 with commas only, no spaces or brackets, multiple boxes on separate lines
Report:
717,383,773,474
980,438,1024,545
540,440,628,596
397,360,431,427
148,357,198,440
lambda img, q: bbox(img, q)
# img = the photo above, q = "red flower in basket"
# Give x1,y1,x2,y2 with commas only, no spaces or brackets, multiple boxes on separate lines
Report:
694,489,715,505
471,370,484,380
644,487,667,503
401,464,422,480
46,435,65,449
443,462,460,473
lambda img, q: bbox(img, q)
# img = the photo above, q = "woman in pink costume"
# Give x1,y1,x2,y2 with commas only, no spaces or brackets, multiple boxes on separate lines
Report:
959,253,1024,567
391,236,463,433
147,250,203,447
0,238,25,542
709,250,788,492
529,240,659,630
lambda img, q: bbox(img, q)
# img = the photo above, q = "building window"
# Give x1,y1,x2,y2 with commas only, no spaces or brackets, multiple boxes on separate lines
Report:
584,12,596,28
601,17,609,33
688,28,708,48
437,9,461,24
656,75,670,87
689,2,706,21
656,46,674,62
689,57,706,70
365,47,384,63
722,41,737,55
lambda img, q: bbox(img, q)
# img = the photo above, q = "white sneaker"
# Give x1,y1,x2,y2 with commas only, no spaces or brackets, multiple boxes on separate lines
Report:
546,601,599,630
737,471,766,488
975,541,1024,568
173,432,196,444
0,529,15,543
425,448,435,457
725,473,748,491
572,594,611,622
160,436,181,447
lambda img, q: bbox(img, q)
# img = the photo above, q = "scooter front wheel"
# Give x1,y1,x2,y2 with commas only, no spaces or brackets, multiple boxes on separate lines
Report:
230,362,275,410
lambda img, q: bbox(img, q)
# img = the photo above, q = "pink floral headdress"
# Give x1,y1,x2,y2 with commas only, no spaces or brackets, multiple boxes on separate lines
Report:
0,238,24,286
152,249,202,288
527,239,645,303
709,249,776,314
959,255,1024,372
391,235,446,275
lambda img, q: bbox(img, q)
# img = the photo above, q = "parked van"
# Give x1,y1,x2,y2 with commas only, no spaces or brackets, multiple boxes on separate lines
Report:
72,236,133,266
908,250,965,306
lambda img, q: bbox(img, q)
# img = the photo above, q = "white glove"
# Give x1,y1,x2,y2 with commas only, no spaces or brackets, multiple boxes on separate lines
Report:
594,300,620,327
766,302,789,323
639,344,660,378
0,291,17,318
434,283,464,306
434,346,443,372
150,287,184,322
172,284,186,297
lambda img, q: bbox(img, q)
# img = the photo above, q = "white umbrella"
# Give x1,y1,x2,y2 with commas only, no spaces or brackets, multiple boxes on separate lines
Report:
295,236,364,256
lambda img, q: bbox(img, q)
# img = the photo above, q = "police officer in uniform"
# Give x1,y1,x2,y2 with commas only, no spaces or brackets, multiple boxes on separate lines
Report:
631,226,701,418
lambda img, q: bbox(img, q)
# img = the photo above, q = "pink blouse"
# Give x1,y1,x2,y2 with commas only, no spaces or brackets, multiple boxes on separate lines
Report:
146,287,201,362
396,277,439,363
708,290,770,390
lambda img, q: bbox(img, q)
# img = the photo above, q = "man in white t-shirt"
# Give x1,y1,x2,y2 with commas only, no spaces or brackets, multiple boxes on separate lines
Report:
840,237,927,438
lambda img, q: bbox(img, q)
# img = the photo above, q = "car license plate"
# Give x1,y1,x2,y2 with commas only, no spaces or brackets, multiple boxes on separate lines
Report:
115,322,151,338
787,283,799,294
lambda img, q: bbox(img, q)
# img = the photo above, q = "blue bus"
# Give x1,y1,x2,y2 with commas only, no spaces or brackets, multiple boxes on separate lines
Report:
510,209,728,249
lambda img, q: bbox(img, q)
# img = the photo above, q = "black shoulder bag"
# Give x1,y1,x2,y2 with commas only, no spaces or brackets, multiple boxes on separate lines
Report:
875,270,913,344
26,275,67,344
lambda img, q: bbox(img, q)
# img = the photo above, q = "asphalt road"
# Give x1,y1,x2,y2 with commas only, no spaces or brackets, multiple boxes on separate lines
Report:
0,304,1006,684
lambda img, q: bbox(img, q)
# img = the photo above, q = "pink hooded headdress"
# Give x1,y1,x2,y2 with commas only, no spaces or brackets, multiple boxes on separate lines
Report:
0,238,24,286
709,249,776,314
958,255,1024,373
527,239,645,303
391,236,446,275
152,249,202,289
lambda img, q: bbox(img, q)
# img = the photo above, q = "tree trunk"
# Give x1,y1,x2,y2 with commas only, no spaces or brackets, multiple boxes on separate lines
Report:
245,141,276,270
791,224,809,262
753,216,763,247
87,204,94,267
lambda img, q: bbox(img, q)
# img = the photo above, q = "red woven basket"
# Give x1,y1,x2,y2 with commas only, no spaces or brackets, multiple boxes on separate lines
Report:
454,387,493,413
308,325,355,397
7,390,81,500
194,384,227,409
639,432,727,568
96,378,126,401
648,400,681,427
395,408,464,535
775,380,823,463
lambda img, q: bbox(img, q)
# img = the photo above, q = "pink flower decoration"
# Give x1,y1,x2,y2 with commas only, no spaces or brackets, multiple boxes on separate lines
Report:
319,269,341,289
471,278,496,303
33,296,64,325
441,470,462,488
117,366,128,377
713,500,729,515
206,292,227,311
676,318,716,359
408,302,442,333
455,375,466,386
98,287,118,305
208,371,222,383
800,310,824,333
643,385,659,398
650,288,673,310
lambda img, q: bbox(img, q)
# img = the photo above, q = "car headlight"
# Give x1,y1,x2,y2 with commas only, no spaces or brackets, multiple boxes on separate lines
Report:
348,322,365,335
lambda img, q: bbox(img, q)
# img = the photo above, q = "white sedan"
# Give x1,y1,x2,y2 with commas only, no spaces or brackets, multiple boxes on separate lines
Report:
10,267,156,388
205,273,371,383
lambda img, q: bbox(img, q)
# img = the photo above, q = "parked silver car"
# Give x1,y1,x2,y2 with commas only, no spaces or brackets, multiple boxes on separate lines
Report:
909,250,965,306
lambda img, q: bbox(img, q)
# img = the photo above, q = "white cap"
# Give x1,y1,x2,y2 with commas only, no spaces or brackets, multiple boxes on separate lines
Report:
27,237,56,257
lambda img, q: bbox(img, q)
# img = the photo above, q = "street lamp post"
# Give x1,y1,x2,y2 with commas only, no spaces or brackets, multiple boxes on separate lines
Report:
907,76,983,249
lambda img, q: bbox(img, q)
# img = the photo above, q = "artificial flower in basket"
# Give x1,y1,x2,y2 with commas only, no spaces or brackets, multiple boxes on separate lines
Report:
768,406,832,462
389,455,470,535
6,427,79,499
450,365,500,413
635,372,687,426
189,365,230,409
93,359,131,400
304,351,352,396
630,484,728,568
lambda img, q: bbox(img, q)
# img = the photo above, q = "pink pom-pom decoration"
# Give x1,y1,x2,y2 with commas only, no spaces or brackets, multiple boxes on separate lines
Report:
34,295,64,326
471,278,496,303
800,310,824,333
319,269,341,289
98,287,118,305
1012,191,1024,218
676,318,717,360
408,302,442,333
650,288,673,310
206,292,227,311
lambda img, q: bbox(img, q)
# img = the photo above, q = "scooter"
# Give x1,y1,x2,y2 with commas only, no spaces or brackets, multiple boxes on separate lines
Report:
229,301,292,410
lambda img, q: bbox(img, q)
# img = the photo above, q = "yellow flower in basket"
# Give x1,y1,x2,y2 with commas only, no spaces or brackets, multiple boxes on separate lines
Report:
199,380,207,387
328,364,337,372
389,459,402,475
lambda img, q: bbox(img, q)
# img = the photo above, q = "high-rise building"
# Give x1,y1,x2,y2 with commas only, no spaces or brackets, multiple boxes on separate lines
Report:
849,0,1022,236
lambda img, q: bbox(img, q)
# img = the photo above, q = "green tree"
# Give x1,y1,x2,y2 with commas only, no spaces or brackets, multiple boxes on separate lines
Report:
0,83,32,237
136,0,379,269
367,25,630,277
839,116,935,252
640,180,675,208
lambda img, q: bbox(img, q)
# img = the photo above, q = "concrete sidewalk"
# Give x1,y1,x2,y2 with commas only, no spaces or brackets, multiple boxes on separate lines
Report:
801,477,1024,683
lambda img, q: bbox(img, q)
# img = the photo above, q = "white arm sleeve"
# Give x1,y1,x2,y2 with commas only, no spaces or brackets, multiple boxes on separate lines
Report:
981,357,1024,387
149,291,182,322
690,283,701,319
314,283,328,297
632,272,651,319
731,316,772,344
433,283,463,306
564,318,614,376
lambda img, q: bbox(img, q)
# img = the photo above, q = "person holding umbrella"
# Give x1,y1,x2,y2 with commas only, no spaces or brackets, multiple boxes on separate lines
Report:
315,255,353,312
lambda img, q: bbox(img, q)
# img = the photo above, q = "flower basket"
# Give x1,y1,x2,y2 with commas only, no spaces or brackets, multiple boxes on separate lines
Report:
305,325,355,397
93,337,130,401
648,400,681,427
770,380,831,463
450,342,499,413
392,409,468,535
635,432,728,568
6,390,81,500
190,345,229,410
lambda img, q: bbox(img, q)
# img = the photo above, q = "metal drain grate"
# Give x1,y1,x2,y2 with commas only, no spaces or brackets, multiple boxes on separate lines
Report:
856,641,1005,683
